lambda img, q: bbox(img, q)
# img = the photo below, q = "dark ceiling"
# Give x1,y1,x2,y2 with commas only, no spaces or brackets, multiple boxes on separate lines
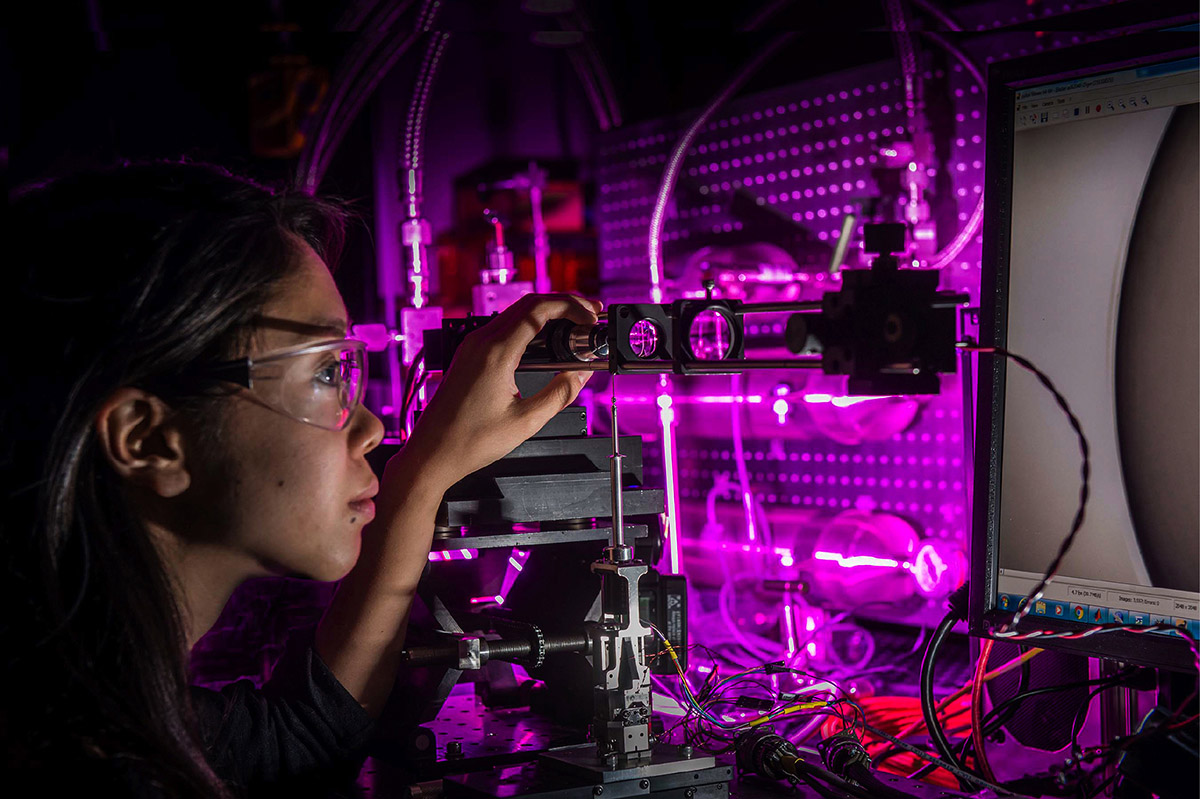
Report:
8,0,1189,187
7,0,983,186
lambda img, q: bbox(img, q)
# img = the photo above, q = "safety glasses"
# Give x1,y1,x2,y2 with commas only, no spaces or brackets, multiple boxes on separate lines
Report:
194,338,368,431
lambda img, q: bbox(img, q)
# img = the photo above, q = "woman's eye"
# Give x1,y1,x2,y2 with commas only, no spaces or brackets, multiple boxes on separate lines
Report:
315,361,343,387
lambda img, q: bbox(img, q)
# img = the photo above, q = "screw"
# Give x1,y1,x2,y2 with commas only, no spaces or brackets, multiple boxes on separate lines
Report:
446,741,463,758
679,744,693,759
685,790,696,798
639,779,650,790
593,787,604,796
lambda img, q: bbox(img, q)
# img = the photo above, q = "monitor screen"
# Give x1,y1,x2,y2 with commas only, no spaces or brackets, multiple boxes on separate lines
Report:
973,37,1199,670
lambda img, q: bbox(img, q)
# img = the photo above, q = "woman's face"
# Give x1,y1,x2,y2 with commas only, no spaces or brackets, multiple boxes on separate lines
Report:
184,240,384,582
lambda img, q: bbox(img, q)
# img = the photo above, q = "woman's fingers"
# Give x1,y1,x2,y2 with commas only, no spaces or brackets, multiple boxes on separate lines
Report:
516,369,593,439
494,294,602,357
400,294,604,491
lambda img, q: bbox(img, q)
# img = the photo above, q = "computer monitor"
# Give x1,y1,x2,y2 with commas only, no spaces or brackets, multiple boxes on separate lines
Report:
970,33,1200,671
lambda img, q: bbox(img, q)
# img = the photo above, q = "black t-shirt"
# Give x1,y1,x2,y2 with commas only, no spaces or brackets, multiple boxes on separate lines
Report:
10,634,377,798
190,633,376,797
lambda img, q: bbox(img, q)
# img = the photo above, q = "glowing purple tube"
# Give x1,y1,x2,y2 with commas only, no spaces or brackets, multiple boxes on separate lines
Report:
647,34,795,302
657,388,682,574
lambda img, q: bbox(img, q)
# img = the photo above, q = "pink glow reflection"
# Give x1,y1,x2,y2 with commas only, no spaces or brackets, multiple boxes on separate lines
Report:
813,550,902,569
658,386,682,574
428,549,479,561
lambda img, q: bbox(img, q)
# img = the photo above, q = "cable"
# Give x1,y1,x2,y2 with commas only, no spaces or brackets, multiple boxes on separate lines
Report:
794,772,857,799
976,670,1137,744
994,623,1200,668
912,29,987,271
970,638,998,782
986,646,1032,733
301,0,443,193
888,645,1042,746
1069,680,1137,759
919,604,967,776
729,374,758,546
296,0,417,191
553,7,622,130
827,694,966,788
403,32,451,178
740,0,797,31
647,33,795,302
907,0,963,31
845,762,925,799
963,346,1089,632
859,722,1018,796
399,346,426,434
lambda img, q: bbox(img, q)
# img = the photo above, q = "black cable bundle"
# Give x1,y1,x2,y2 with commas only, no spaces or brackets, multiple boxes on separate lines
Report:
819,731,924,799
919,583,970,776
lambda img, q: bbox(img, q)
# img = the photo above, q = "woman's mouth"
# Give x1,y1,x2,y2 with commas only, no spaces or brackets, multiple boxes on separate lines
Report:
348,498,376,522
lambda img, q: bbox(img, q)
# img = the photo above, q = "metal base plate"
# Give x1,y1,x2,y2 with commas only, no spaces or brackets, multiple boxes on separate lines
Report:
443,744,732,799
418,684,588,774
540,744,717,783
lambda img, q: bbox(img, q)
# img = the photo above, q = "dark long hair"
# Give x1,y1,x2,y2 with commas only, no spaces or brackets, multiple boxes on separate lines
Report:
1,160,349,796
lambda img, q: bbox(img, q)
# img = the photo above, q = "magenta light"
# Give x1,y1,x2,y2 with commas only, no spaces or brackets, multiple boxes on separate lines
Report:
782,602,797,656
802,393,888,407
692,395,764,404
743,488,757,544
428,548,479,561
469,594,506,605
498,546,531,600
683,538,795,566
912,543,949,595
812,550,901,569
772,397,789,424
610,394,763,405
658,384,682,574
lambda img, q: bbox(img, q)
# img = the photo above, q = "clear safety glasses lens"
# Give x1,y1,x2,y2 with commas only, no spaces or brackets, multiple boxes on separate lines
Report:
248,339,368,431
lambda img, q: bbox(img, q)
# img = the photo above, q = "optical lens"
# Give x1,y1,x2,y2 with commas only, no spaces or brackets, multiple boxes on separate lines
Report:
688,308,734,360
628,319,659,359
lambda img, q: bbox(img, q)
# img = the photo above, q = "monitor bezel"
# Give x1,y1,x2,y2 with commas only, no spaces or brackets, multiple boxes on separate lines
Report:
969,31,1199,672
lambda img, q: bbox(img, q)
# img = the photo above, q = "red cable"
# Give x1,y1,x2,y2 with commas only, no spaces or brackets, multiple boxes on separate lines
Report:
971,638,998,782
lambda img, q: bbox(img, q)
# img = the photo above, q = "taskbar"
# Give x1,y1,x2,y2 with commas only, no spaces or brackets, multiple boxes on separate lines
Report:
996,569,1200,640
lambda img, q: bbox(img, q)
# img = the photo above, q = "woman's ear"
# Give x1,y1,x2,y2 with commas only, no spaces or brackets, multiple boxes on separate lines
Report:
94,388,192,498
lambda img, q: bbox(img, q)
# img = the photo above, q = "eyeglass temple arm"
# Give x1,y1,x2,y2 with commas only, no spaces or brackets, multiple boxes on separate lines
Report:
190,359,253,389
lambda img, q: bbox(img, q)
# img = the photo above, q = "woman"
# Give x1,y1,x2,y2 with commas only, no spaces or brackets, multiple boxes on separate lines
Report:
2,160,600,796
